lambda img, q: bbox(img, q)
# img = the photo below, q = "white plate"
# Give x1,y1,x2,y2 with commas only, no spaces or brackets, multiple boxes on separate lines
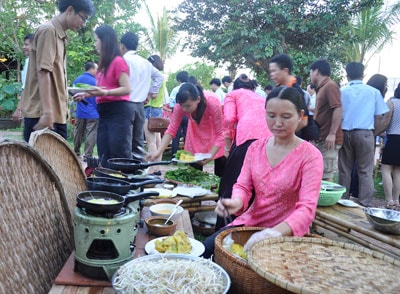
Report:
172,186,210,198
145,237,205,256
172,153,212,164
337,199,360,207
143,188,177,198
67,87,95,94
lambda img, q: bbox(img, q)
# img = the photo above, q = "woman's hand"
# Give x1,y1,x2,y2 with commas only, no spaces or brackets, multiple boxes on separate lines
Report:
145,151,162,162
215,198,243,218
86,86,108,97
73,92,90,102
243,228,282,252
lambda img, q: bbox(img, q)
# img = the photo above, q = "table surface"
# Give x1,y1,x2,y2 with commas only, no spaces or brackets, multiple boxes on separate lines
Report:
315,204,400,258
48,208,194,294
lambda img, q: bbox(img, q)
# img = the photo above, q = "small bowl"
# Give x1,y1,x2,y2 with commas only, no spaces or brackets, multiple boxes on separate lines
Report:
145,216,177,236
149,203,184,218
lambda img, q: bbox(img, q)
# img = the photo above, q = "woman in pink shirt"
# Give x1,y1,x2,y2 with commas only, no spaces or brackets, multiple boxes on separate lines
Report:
147,82,225,176
216,74,272,229
203,86,323,258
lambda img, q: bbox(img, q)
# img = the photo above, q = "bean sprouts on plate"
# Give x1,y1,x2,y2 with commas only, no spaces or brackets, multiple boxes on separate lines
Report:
113,256,227,294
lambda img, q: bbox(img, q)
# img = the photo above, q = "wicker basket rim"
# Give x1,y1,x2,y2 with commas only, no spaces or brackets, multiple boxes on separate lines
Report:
247,236,400,293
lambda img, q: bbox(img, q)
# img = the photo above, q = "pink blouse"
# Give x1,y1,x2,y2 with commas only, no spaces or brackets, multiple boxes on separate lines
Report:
96,56,130,104
224,88,272,145
165,92,225,159
231,138,323,236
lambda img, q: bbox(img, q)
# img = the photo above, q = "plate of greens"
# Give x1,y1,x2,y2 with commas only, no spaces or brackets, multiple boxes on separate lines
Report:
68,83,95,94
164,166,220,191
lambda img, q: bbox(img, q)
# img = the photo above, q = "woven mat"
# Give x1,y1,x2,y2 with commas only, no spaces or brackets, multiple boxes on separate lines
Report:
248,237,400,293
0,139,73,293
29,129,87,218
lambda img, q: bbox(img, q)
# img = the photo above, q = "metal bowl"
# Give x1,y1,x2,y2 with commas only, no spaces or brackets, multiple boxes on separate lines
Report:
112,254,231,293
363,207,400,235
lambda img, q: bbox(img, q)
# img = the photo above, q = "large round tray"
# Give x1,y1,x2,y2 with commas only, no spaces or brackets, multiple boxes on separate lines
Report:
112,254,230,293
247,237,400,293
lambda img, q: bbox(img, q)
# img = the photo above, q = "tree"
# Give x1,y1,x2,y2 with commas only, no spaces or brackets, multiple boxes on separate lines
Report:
166,62,215,92
174,0,381,81
341,2,400,66
141,2,181,64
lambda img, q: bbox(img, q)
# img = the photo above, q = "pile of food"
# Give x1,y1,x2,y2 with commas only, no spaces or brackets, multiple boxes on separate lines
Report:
165,166,220,191
175,150,195,162
113,256,228,294
155,230,192,254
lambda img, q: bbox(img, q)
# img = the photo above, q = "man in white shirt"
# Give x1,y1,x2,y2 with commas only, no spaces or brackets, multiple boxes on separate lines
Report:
120,32,163,155
209,78,225,104
12,33,33,121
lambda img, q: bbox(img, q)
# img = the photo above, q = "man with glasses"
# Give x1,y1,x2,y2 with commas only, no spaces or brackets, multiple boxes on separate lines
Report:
23,0,95,142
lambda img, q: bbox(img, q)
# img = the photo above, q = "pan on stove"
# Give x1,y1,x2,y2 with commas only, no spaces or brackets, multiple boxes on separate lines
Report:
86,176,163,195
107,158,172,173
93,167,162,185
77,190,160,213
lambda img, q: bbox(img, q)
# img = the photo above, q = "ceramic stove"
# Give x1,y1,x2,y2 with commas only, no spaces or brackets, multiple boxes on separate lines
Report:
73,202,140,280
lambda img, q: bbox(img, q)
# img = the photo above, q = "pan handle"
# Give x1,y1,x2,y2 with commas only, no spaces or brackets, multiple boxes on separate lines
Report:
135,160,172,169
124,191,160,205
129,178,164,190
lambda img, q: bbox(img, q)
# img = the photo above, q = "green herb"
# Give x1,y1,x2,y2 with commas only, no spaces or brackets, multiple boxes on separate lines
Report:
75,83,93,89
165,166,220,191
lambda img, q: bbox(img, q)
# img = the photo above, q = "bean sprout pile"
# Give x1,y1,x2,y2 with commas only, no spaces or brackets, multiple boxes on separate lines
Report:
113,256,227,293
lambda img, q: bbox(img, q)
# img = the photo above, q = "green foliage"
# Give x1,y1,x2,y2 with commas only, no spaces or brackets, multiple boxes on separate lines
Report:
166,62,216,92
174,0,382,80
0,78,22,116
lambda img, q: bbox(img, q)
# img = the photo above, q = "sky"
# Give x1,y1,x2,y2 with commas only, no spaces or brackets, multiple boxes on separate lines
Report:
140,0,400,93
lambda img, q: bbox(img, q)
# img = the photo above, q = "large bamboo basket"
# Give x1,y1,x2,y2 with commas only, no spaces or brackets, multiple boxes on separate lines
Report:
29,128,87,218
214,227,289,294
0,139,73,293
248,237,400,293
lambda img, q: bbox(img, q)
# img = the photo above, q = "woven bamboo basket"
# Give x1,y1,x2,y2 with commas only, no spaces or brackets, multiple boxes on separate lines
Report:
214,227,290,294
0,139,73,293
248,237,400,293
29,128,87,218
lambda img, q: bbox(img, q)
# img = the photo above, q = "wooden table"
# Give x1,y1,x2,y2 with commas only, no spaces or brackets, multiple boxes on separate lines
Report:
313,204,400,259
48,208,194,294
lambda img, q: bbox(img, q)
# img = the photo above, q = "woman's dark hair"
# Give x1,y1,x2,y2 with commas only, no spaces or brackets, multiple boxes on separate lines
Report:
148,55,164,71
233,74,254,90
176,82,207,124
367,74,388,97
95,25,121,77
394,83,400,98
265,86,303,114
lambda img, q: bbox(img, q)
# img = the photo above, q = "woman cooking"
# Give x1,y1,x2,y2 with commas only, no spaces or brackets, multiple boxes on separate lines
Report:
146,82,225,176
203,86,323,257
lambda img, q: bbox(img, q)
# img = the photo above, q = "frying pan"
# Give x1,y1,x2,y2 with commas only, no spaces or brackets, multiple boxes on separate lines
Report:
86,176,163,195
77,190,160,213
107,158,172,173
93,167,162,184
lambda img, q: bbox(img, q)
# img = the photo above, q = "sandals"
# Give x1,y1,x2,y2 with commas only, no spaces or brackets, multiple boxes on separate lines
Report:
386,200,400,210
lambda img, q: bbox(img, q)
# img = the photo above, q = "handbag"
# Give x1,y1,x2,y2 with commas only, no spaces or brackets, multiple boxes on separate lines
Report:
148,106,170,133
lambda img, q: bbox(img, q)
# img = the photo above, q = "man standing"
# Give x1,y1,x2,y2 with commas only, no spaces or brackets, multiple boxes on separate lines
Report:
22,0,95,142
13,33,33,121
209,78,226,104
309,59,343,182
222,76,233,93
169,71,189,156
120,32,163,155
72,61,99,161
338,62,389,207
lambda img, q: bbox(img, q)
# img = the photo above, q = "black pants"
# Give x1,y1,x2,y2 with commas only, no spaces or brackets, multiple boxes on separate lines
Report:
23,117,67,142
97,101,134,167
215,139,256,230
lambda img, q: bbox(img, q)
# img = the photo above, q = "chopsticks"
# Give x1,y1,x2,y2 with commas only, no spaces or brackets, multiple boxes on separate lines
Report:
222,204,240,244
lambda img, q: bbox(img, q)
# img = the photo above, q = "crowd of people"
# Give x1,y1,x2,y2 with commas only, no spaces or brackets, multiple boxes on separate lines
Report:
11,0,400,255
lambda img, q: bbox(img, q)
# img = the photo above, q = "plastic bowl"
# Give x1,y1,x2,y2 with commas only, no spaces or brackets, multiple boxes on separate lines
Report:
149,203,184,218
145,216,177,236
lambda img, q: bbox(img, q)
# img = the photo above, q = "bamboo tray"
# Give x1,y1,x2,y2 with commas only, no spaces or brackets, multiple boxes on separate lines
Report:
248,237,400,293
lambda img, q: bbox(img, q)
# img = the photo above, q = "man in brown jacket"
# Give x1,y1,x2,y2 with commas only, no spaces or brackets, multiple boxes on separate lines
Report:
309,59,343,181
